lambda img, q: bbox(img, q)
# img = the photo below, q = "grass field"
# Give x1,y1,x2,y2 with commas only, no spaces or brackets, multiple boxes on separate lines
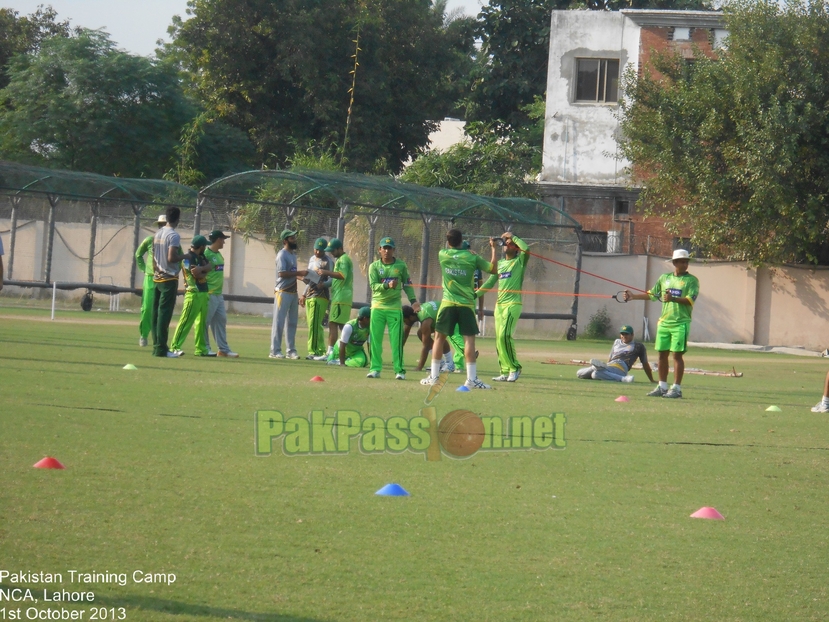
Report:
2,305,829,621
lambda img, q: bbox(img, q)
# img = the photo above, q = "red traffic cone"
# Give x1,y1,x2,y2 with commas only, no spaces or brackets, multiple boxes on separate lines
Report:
310,376,324,382
690,506,724,520
34,456,65,469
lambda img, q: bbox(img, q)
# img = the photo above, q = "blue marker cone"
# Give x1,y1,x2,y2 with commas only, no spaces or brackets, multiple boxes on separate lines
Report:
456,385,470,392
375,483,410,496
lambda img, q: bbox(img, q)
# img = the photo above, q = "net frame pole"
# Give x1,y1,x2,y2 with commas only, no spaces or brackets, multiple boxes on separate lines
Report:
418,215,431,303
8,195,19,279
88,201,99,285
44,194,59,284
130,204,142,289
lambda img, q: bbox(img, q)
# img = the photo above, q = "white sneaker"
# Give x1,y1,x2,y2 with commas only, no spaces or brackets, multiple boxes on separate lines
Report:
305,354,316,360
327,359,342,366
590,359,607,369
420,375,438,386
366,371,380,378
286,351,299,360
395,373,406,380
139,337,148,347
465,377,492,390
507,371,520,382
492,374,509,382
440,360,456,373
313,354,329,361
172,349,185,356
811,401,829,413
622,375,634,383
165,351,182,358
269,352,285,359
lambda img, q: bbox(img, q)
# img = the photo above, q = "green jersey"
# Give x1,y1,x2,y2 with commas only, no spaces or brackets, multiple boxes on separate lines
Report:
342,318,370,357
182,251,210,293
417,300,439,323
438,248,493,308
135,235,154,277
649,271,699,327
477,235,529,306
368,258,416,310
203,248,225,295
330,253,354,304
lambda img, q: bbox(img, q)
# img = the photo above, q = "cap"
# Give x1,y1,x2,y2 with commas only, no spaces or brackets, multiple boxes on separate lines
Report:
326,238,343,251
209,230,229,241
358,306,371,319
379,236,395,248
280,229,298,241
672,249,691,261
192,235,209,248
314,237,328,251
156,214,167,224
619,325,633,335
461,241,470,250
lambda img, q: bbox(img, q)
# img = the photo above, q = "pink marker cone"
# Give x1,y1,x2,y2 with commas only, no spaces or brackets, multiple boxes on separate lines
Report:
34,456,65,469
615,396,629,402
310,376,324,382
690,506,725,520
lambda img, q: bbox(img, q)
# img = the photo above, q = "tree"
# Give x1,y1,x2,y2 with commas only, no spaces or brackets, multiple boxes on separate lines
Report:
618,0,829,265
0,6,72,90
167,0,475,173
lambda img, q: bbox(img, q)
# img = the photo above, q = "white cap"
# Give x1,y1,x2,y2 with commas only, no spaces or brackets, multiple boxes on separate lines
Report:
672,249,690,261
156,214,167,224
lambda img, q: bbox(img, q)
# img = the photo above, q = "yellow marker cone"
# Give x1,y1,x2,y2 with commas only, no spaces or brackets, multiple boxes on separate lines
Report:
765,405,782,412
123,364,137,370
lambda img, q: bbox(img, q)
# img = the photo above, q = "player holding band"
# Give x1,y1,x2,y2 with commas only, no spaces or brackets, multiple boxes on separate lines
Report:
624,249,699,398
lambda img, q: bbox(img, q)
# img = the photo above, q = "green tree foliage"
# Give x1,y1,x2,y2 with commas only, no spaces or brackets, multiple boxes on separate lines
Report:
0,6,72,90
619,0,829,265
168,0,474,174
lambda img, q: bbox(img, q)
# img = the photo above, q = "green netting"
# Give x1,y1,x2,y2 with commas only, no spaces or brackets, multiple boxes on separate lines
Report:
0,161,197,208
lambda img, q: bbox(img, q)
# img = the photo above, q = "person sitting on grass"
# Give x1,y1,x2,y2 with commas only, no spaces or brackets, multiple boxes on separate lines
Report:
577,325,655,383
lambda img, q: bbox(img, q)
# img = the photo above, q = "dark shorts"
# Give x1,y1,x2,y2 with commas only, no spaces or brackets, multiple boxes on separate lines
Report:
435,304,479,336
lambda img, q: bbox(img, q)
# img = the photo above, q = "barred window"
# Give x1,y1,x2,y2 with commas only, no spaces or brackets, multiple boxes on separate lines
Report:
575,59,620,103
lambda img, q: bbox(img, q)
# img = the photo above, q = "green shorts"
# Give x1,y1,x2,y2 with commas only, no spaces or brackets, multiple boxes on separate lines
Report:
330,302,352,324
655,322,689,353
435,304,478,336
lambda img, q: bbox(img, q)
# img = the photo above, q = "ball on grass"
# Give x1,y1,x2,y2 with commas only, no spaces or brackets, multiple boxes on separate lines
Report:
438,409,485,457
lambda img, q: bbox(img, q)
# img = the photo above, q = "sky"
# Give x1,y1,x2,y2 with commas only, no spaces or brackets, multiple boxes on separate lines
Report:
3,0,488,57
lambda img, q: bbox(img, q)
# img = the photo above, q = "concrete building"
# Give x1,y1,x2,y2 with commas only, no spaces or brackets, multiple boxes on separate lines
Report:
539,9,726,256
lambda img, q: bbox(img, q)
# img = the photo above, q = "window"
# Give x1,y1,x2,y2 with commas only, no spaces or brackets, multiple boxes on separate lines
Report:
582,231,608,253
575,58,620,103
614,199,630,220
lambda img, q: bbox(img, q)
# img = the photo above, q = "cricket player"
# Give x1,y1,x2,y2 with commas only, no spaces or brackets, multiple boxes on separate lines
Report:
170,235,212,356
134,213,166,347
151,207,185,358
301,237,332,360
203,230,238,357
269,229,308,359
624,248,699,398
402,301,463,372
328,306,371,367
422,229,497,389
367,236,419,380
315,238,353,362
577,325,655,382
476,231,529,382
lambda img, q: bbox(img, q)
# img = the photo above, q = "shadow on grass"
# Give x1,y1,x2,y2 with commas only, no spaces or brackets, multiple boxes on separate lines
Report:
0,585,326,622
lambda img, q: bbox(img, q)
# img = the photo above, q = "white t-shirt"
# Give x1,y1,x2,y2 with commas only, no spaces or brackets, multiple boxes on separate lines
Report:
339,323,354,344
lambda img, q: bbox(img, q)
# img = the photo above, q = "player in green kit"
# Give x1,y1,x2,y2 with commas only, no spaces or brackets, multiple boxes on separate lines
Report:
301,238,332,359
315,238,353,362
203,230,238,357
170,235,212,356
422,229,497,389
624,249,699,398
402,301,463,372
328,306,371,367
134,213,166,347
367,236,419,380
476,231,529,382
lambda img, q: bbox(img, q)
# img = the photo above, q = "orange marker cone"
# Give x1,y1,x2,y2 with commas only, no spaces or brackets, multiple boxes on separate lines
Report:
690,506,724,520
34,456,65,469
310,376,324,382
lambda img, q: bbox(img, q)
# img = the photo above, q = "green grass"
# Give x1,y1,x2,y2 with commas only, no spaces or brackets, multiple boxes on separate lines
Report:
2,307,829,621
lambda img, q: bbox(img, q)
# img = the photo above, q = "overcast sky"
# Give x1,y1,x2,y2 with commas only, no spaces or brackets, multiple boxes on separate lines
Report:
3,0,488,57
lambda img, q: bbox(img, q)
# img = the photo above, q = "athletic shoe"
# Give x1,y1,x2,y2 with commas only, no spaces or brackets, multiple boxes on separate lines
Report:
811,401,829,413
139,337,148,347
165,351,182,358
327,359,342,366
465,377,492,390
269,352,285,359
313,354,329,361
366,371,380,378
172,349,185,357
305,354,316,360
663,387,683,399
440,360,456,373
218,351,239,358
492,374,509,382
647,386,666,397
287,351,300,360
507,371,520,382
622,375,634,383
420,375,438,386
395,373,406,380
590,358,607,369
